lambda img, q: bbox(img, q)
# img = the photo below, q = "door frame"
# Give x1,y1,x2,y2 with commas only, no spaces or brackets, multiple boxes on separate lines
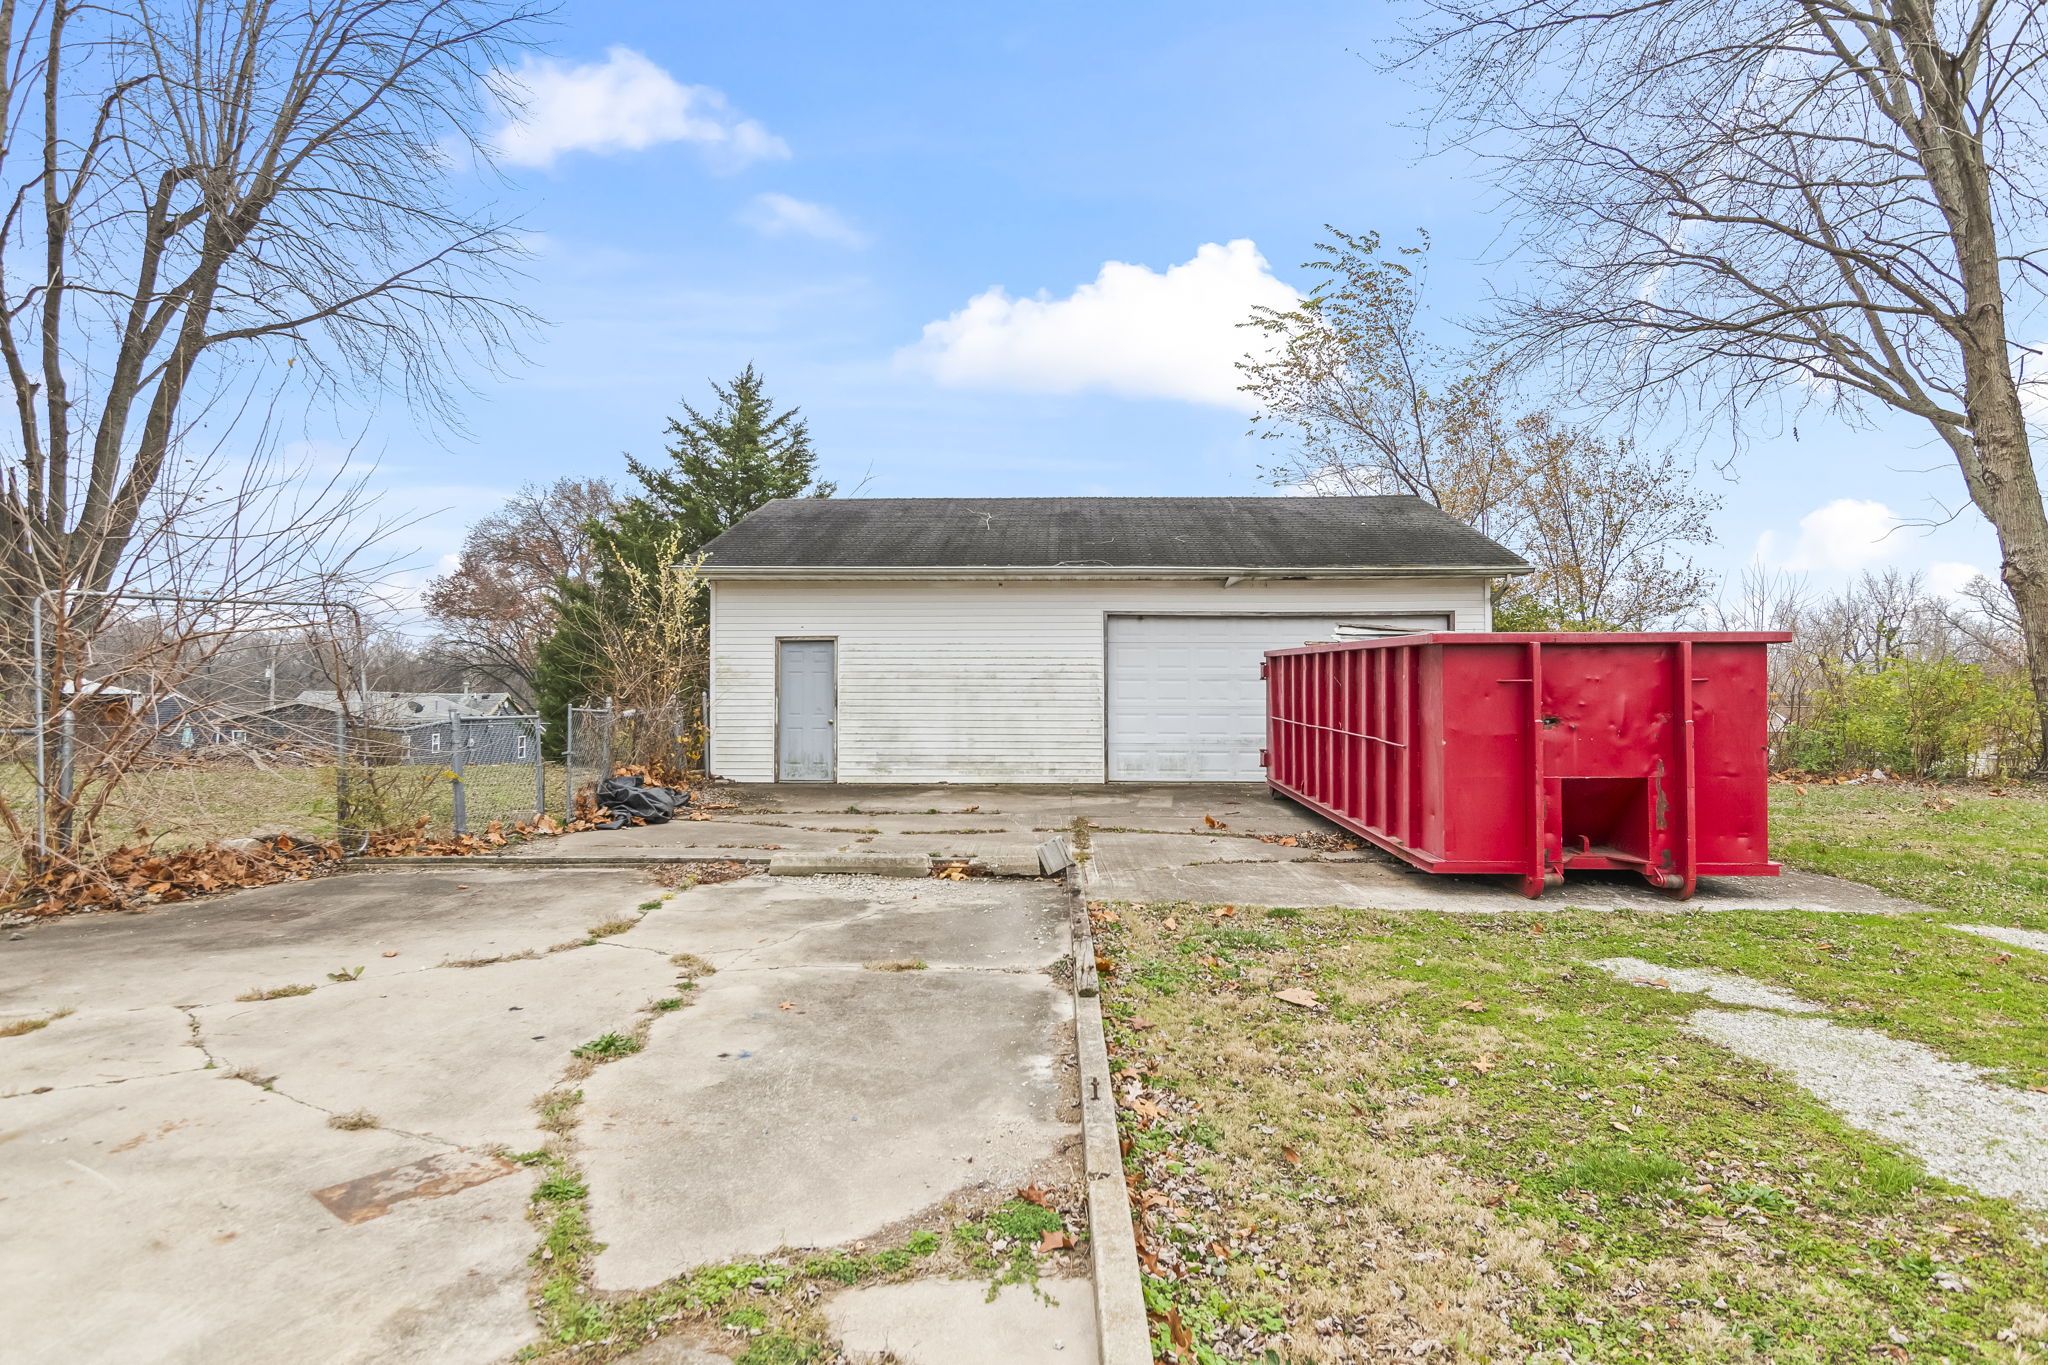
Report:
1100,611,1453,781
774,636,838,783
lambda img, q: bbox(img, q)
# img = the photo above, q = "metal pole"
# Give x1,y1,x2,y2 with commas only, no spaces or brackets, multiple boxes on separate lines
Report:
599,701,612,783
31,600,47,858
56,708,75,854
450,717,468,836
335,710,350,852
564,706,576,823
531,717,544,822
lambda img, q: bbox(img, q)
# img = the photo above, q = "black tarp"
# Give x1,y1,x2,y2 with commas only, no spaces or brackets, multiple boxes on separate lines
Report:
593,774,685,829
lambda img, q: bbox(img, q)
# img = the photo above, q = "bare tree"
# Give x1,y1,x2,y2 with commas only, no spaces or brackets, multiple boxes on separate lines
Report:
0,0,541,665
424,477,614,707
1242,229,1720,628
1400,0,2048,761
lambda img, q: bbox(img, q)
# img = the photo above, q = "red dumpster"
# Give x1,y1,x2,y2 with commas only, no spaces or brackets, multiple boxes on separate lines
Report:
1262,632,1791,899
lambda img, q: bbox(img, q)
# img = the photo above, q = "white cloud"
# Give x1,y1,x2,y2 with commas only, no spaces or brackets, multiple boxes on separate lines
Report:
1928,561,1988,597
739,193,867,247
900,239,1298,410
1757,498,1904,571
490,48,789,171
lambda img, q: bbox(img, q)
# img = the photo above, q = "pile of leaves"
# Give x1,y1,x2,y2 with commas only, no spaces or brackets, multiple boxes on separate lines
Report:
6,831,343,916
1252,830,1363,853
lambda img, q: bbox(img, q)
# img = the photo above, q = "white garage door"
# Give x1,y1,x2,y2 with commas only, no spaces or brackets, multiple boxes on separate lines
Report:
1106,614,1451,781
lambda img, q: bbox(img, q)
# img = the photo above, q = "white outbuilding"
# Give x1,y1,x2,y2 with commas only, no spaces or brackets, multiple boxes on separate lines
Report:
698,496,1529,784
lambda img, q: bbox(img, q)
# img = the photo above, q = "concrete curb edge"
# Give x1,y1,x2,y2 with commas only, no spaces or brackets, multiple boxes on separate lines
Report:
1067,864,1153,1365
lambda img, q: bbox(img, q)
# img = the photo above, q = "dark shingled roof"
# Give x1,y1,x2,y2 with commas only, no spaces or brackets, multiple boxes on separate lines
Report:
698,496,1527,571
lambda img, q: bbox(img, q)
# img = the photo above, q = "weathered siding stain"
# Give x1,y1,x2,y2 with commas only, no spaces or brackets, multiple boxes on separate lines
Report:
707,576,1493,783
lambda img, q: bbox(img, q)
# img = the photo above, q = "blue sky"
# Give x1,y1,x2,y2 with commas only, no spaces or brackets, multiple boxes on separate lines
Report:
347,0,2008,611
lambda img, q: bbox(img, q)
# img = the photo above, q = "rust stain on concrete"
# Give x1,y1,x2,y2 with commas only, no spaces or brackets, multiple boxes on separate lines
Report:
311,1150,516,1225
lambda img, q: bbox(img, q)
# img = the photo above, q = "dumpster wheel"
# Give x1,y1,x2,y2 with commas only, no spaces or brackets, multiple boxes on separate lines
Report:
1649,870,1697,901
1520,871,1564,899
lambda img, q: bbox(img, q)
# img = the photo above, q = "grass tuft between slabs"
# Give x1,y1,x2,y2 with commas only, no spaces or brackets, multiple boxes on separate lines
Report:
1094,898,2048,1364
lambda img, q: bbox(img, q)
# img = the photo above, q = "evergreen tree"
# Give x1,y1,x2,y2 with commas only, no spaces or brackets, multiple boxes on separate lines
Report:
534,366,831,758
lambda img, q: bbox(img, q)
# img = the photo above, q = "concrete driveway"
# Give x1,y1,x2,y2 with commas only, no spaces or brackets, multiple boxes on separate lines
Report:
0,867,1094,1365
0,782,1926,1365
544,781,1929,915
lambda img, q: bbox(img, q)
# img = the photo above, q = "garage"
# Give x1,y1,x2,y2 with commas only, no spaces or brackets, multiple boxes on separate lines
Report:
1104,614,1451,780
699,496,1527,783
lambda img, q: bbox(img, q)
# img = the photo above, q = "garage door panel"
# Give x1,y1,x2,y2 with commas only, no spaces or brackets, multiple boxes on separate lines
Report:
1106,615,1449,782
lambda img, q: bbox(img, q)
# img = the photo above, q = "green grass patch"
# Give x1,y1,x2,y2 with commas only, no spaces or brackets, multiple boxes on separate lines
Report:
1771,781,2048,928
571,1032,640,1061
1095,897,2048,1364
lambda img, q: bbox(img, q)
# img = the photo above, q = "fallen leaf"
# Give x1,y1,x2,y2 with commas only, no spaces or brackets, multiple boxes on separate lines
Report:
1203,815,1219,829
1281,1147,1302,1164
1274,987,1324,1010
1095,954,1115,974
1037,1228,1075,1251
1473,1054,1498,1074
1163,916,1178,932
1460,999,1487,1012
381,951,398,958
1130,1017,1157,1031
964,804,980,813
1217,906,1237,918
1016,1183,1052,1207
778,1001,796,1011
1277,836,1297,847
1611,1120,1632,1133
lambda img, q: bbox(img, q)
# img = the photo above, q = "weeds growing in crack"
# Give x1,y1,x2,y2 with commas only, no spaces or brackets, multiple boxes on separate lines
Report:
586,918,639,939
571,1032,640,1061
327,1110,378,1130
862,957,927,972
234,983,315,1002
222,1065,276,1088
0,1008,73,1037
670,953,716,977
439,949,540,969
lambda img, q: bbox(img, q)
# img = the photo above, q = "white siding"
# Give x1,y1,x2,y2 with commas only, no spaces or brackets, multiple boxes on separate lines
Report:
708,575,1493,783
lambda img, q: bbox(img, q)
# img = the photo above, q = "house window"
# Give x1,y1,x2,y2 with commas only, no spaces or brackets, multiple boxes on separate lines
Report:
231,729,247,742
430,732,442,753
180,727,195,748
517,734,530,760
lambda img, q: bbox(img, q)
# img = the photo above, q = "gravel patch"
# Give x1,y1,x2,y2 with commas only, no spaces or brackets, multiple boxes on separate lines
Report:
1946,923,2048,956
1590,957,1822,1012
1687,1009,2048,1210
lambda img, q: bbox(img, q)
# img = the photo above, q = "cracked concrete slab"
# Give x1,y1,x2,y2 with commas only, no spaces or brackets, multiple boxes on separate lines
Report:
0,868,660,1014
1083,841,1931,914
824,1278,1099,1364
192,945,684,1149
613,876,1072,972
0,1005,203,1095
579,961,1077,1288
0,1069,534,1365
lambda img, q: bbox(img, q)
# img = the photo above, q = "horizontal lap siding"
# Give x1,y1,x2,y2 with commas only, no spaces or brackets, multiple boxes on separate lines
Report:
708,576,1493,783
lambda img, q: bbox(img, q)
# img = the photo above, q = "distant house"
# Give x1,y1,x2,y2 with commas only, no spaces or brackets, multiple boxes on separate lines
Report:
61,680,237,754
240,691,531,765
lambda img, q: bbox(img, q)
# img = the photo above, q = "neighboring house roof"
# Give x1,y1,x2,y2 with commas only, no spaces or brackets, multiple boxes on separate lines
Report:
263,691,514,726
697,496,1530,578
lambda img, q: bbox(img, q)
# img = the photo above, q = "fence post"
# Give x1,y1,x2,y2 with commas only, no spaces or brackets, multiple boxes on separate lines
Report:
450,717,468,835
335,711,350,852
531,716,545,822
564,706,576,823
55,708,75,854
600,702,612,782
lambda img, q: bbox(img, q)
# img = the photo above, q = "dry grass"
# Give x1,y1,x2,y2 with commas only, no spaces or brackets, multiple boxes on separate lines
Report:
234,983,316,1002
586,918,639,939
669,953,716,977
862,957,928,972
326,1110,378,1131
0,1007,73,1038
1096,899,2048,1364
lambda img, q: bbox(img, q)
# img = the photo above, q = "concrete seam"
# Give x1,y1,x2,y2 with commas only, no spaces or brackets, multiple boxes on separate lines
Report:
1067,867,1152,1365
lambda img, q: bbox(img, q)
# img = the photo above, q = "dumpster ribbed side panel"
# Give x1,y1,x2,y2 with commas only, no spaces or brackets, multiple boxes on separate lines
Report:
1266,631,1790,899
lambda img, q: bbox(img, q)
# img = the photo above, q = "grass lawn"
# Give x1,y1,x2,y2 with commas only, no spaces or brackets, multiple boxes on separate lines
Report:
0,760,568,871
1770,780,2048,930
1098,782,2048,1363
